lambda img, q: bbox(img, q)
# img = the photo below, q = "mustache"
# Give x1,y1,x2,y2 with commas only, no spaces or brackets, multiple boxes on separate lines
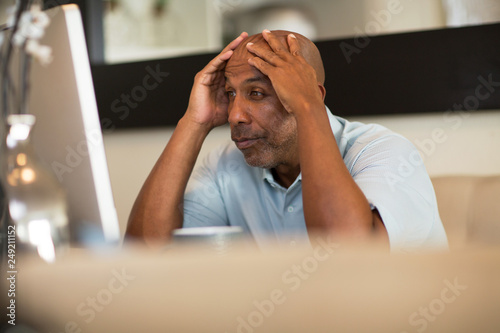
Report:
231,125,265,141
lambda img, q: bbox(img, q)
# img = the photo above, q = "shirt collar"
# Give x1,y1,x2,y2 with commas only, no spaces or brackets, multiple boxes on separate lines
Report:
262,168,302,190
325,106,347,157
262,168,302,183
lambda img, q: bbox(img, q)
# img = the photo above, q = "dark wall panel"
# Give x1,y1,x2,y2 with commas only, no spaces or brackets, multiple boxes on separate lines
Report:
92,53,216,131
317,22,500,116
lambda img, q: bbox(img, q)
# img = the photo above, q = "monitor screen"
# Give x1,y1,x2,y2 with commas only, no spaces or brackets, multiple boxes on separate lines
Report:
28,4,120,245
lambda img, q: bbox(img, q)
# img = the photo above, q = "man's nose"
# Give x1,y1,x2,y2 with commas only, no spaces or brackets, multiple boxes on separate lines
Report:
228,96,252,126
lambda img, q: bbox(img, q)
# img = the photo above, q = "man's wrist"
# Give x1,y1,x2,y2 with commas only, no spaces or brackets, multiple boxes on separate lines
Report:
292,101,326,121
178,115,213,137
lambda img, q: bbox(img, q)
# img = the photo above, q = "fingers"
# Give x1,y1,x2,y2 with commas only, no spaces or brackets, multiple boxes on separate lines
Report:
203,31,248,76
202,50,232,77
247,56,273,77
261,29,288,54
262,29,301,58
287,33,301,57
222,31,249,53
246,43,280,67
247,30,302,67
246,30,285,66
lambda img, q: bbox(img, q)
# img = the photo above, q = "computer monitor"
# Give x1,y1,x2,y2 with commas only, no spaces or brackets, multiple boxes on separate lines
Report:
27,4,120,245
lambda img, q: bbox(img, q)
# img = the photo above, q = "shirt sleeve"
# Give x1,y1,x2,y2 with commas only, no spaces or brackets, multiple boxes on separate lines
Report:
348,134,448,252
183,150,229,228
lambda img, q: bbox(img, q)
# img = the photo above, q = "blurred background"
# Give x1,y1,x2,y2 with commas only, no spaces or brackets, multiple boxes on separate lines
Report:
3,0,498,63
98,0,500,63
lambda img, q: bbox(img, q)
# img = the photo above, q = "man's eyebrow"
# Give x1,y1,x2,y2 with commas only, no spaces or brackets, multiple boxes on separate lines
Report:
225,75,269,85
243,76,267,84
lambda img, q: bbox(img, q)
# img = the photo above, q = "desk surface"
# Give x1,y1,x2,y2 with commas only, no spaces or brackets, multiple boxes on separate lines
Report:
11,241,500,333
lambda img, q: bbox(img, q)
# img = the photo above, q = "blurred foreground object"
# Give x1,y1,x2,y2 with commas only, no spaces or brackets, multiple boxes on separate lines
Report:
4,114,69,263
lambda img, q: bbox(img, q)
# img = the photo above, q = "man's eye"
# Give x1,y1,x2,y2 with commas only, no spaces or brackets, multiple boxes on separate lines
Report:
227,91,235,98
250,91,263,97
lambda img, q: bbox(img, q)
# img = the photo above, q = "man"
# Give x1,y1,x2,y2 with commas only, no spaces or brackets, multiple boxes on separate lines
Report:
126,30,448,252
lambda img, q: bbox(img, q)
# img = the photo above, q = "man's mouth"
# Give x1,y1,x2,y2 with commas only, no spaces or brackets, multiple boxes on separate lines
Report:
233,137,261,150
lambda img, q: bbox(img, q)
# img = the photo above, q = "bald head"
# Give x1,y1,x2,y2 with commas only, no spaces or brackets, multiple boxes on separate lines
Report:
226,30,325,85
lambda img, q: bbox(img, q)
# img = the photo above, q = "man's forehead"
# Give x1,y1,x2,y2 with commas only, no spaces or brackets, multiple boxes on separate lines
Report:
224,63,270,86
225,45,261,75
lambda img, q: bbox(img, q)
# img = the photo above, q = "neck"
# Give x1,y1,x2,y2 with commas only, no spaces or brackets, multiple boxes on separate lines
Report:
271,164,301,188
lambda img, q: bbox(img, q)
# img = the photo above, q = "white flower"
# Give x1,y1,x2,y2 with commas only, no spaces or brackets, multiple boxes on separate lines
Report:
29,4,50,29
12,4,50,46
25,39,53,66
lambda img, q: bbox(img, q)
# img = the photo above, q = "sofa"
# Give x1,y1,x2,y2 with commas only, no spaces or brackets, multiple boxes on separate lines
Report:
431,175,500,249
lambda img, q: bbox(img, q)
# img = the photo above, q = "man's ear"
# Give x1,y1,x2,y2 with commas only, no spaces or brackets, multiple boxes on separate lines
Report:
318,84,326,101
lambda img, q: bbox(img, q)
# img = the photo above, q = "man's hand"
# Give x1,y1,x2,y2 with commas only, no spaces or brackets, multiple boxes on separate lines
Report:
246,30,325,115
185,32,248,131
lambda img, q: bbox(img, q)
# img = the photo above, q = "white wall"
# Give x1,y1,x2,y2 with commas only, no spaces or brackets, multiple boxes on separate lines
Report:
104,0,223,63
104,110,500,236
225,0,447,41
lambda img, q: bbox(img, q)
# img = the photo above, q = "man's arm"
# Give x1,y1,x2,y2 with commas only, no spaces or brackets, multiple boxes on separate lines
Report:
126,32,248,245
247,30,388,242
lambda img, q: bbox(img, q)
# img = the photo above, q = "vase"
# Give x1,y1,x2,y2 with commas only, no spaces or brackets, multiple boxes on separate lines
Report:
3,114,69,263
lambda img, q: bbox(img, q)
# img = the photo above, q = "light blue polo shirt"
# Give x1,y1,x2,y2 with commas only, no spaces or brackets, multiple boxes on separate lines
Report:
183,107,448,252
